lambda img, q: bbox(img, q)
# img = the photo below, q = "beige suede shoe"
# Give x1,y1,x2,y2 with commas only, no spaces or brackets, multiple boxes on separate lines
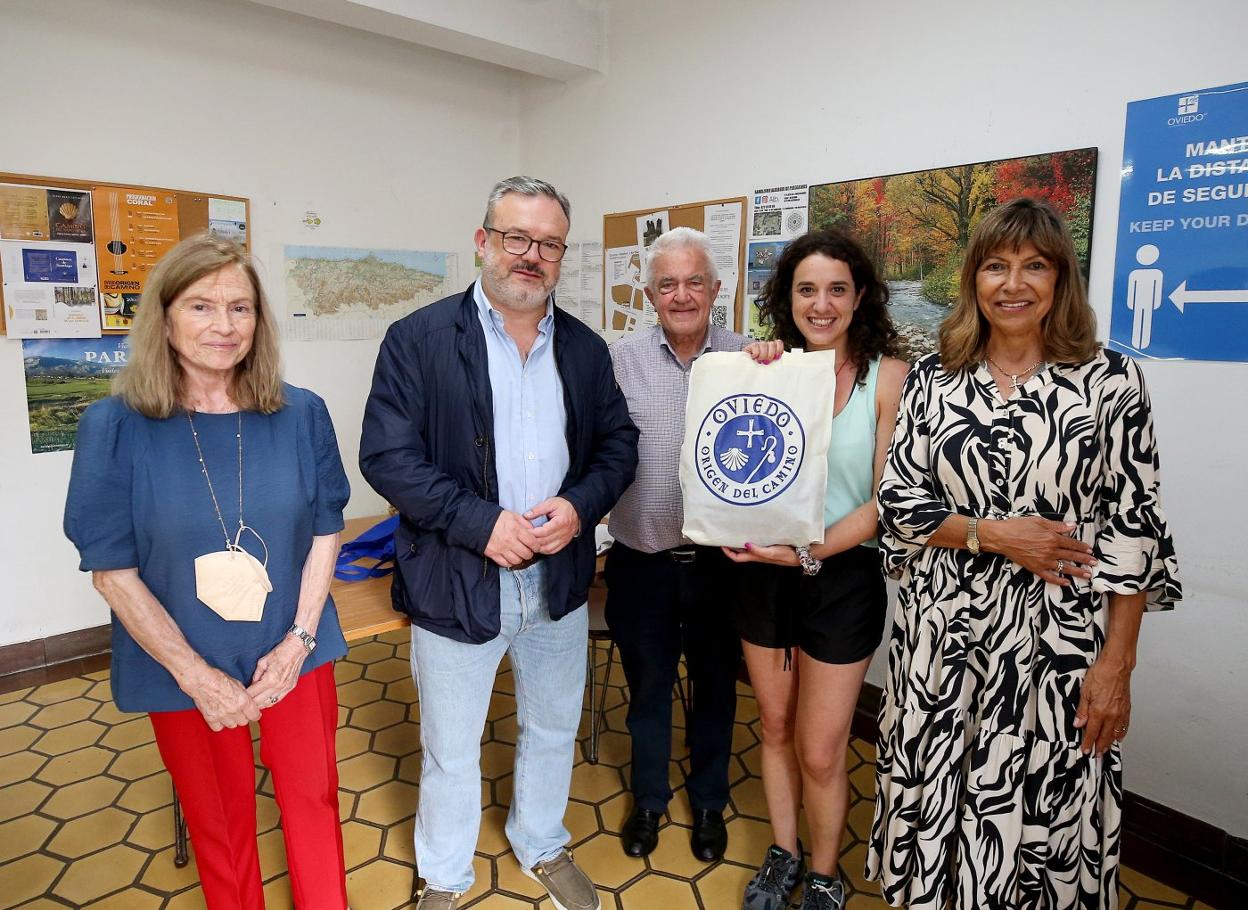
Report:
523,849,600,910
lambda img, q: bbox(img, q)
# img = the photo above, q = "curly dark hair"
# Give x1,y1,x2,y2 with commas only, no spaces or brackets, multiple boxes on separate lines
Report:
756,229,900,385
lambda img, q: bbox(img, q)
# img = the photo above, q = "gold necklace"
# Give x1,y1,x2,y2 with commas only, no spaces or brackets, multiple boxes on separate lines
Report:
986,356,1044,393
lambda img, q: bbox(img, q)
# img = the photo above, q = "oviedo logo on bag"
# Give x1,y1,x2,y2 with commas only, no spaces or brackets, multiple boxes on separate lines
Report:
695,394,805,505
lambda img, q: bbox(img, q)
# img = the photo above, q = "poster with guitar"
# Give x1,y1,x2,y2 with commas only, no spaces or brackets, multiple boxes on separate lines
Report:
93,185,181,330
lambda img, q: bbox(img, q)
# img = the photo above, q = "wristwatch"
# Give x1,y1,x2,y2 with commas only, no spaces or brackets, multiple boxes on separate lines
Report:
966,517,981,556
288,623,317,654
796,546,823,576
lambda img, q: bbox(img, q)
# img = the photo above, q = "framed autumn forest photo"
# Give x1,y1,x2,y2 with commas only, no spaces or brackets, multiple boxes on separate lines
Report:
806,147,1099,358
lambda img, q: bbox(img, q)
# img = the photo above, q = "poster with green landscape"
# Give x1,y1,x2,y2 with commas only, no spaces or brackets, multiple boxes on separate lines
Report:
23,337,127,454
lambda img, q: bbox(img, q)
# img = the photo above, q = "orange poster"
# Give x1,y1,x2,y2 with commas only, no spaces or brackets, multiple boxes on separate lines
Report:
94,186,181,328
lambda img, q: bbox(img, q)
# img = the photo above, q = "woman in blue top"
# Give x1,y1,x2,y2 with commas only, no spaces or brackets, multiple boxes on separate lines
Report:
64,235,351,910
725,230,908,910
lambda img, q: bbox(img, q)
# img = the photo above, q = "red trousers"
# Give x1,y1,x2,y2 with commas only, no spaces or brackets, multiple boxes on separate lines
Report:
149,663,347,910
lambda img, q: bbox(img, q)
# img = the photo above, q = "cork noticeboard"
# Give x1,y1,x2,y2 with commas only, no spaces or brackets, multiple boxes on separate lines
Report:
602,196,746,334
0,170,249,337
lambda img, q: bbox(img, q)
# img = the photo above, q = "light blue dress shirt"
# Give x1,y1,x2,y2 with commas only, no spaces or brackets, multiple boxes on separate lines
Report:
473,280,569,521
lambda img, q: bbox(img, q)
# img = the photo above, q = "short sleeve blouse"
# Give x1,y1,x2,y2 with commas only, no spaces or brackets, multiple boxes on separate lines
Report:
64,385,351,712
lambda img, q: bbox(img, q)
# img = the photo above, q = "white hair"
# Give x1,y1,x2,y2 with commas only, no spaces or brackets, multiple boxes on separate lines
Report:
644,226,718,291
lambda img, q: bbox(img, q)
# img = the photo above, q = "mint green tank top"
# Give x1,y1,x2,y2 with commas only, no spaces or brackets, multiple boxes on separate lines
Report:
824,356,880,547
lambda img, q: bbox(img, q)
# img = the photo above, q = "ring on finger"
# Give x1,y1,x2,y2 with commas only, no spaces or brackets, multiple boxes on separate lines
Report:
1056,559,1066,574
268,696,278,706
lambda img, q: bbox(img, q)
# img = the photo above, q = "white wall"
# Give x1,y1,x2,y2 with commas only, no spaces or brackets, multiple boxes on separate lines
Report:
518,0,1248,836
0,0,522,646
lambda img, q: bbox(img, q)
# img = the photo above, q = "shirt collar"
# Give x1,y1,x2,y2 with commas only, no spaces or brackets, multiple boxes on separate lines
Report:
656,323,713,361
473,278,556,334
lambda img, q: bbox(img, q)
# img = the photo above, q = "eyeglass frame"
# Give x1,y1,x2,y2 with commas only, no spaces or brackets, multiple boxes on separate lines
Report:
482,225,568,262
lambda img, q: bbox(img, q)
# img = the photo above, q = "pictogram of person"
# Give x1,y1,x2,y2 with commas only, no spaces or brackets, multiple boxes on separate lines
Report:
1128,244,1164,351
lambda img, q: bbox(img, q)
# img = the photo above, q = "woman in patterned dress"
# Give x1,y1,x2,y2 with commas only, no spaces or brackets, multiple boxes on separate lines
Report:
866,198,1181,910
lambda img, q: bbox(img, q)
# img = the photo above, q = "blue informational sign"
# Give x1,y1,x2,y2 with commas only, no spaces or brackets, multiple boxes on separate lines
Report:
22,248,78,283
1109,81,1248,362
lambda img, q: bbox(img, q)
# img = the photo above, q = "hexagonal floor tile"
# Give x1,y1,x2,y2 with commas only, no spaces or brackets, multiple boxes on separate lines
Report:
28,699,96,730
31,720,107,756
107,741,165,781
25,677,93,706
0,853,64,907
0,750,46,787
348,699,406,732
40,775,125,820
619,872,697,908
0,813,56,863
46,806,137,858
52,843,147,906
345,857,414,910
337,751,398,793
355,779,419,826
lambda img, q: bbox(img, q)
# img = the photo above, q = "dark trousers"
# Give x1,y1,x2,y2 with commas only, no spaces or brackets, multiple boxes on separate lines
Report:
604,541,741,812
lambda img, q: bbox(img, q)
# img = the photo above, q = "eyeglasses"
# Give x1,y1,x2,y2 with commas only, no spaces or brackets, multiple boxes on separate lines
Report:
483,226,567,262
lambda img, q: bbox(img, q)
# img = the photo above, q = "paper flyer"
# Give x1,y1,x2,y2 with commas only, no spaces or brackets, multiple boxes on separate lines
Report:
208,197,248,245
554,241,605,331
0,184,52,240
744,184,808,339
604,245,652,332
750,184,808,241
704,201,742,331
579,241,604,332
93,185,182,329
0,183,101,338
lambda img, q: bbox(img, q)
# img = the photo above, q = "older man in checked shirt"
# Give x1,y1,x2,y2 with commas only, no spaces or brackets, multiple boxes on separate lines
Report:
605,227,748,862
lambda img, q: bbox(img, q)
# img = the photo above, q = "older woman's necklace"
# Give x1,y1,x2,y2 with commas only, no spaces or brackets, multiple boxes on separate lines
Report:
986,356,1044,393
186,410,273,621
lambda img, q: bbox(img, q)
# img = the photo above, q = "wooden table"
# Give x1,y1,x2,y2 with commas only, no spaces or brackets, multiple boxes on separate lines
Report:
333,514,410,641
332,514,609,642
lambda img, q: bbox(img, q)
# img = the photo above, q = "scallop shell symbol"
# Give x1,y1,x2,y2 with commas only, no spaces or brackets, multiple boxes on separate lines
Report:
720,447,749,471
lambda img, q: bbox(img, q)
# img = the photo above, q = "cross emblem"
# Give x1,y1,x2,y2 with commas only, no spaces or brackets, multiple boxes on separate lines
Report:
737,419,764,449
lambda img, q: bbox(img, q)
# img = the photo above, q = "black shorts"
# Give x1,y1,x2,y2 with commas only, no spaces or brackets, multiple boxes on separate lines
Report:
730,545,887,665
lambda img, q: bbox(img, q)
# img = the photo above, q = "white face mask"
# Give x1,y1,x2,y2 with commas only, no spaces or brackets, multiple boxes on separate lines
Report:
194,530,272,622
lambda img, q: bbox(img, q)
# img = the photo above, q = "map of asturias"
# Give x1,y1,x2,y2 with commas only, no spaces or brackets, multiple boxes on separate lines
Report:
284,246,457,320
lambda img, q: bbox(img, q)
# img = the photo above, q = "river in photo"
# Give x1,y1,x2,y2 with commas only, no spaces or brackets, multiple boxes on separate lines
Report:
886,279,948,359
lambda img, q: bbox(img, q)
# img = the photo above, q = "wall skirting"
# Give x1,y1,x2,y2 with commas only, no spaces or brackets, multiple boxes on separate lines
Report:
0,624,110,680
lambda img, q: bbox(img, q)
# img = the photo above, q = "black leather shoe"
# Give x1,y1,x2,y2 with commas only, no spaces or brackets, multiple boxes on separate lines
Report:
621,806,661,857
690,809,727,861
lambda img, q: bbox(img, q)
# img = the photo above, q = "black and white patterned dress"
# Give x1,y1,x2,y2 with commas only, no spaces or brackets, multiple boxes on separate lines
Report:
866,350,1180,910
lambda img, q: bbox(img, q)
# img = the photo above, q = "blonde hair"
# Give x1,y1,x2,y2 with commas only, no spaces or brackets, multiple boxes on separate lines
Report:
938,198,1098,371
113,234,284,418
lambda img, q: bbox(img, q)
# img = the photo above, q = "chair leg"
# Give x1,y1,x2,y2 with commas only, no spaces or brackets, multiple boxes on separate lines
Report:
584,642,598,763
172,785,189,868
589,641,615,765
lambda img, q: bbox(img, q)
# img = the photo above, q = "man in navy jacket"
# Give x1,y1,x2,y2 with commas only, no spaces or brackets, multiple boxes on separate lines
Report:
361,177,637,910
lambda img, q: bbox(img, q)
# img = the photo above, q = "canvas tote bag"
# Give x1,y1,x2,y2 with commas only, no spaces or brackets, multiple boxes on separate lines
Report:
680,349,836,546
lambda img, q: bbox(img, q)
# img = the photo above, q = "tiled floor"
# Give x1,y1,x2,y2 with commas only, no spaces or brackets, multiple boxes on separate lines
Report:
0,630,1213,909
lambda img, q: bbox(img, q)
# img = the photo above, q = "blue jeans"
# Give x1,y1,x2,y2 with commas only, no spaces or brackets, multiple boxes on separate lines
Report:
409,562,588,893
